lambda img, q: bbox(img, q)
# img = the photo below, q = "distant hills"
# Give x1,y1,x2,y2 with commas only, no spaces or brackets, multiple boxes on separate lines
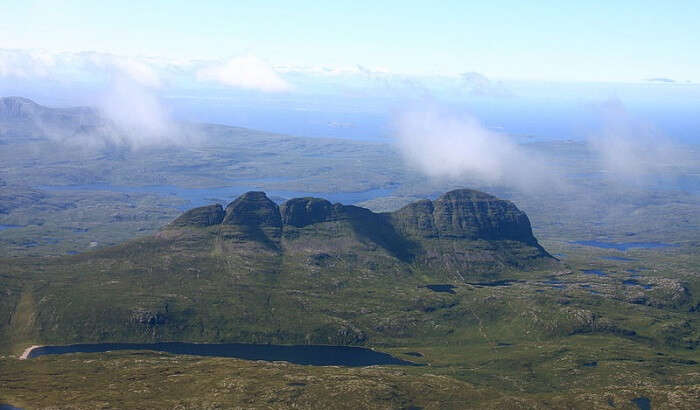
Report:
0,96,110,141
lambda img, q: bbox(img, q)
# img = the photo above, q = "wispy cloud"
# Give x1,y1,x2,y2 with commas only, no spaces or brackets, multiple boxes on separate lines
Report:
644,77,675,83
393,106,560,192
0,49,184,148
461,72,512,97
586,99,687,183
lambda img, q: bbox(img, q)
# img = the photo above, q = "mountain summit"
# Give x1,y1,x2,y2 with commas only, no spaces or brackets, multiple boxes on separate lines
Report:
166,188,553,270
0,188,555,351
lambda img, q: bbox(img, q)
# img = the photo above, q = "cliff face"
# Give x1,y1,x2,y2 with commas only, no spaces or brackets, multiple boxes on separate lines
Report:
391,189,538,244
167,188,552,269
222,191,282,229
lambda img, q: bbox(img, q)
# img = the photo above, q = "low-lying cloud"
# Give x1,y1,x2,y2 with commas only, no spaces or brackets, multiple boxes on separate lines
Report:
0,49,186,148
395,100,690,193
393,107,560,191
586,99,687,183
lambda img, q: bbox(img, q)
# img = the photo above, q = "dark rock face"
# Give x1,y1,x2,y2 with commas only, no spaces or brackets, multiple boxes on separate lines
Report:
169,204,224,227
280,197,335,227
392,189,538,244
166,189,550,263
223,191,282,228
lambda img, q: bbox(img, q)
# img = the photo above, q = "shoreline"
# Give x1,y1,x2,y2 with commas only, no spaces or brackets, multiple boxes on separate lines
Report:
19,345,42,360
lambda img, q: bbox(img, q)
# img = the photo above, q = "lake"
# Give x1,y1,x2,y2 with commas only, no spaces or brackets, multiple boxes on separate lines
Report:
631,397,651,410
600,256,635,261
424,284,456,294
572,241,675,251
37,184,395,210
0,224,22,231
582,269,607,276
25,342,418,366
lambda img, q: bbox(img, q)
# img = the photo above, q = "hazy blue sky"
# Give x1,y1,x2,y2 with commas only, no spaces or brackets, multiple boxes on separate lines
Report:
2,0,699,82
1,1,699,145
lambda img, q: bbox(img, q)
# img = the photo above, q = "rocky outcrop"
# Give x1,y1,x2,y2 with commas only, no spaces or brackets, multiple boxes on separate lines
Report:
223,191,282,228
169,204,224,227
280,197,335,227
165,189,552,265
391,189,539,244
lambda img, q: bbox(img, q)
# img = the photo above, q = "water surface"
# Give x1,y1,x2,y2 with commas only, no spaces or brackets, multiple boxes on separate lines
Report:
37,184,394,210
573,241,675,251
0,224,22,231
26,342,417,366
581,269,607,276
424,284,456,294
631,397,651,410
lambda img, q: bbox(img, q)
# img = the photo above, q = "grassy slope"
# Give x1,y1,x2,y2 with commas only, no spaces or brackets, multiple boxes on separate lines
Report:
0,217,698,408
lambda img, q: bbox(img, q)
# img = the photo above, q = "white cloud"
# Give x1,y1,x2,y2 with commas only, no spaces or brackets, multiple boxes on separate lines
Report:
0,49,56,78
394,107,560,191
97,76,171,144
586,99,686,182
196,56,291,92
0,48,185,148
461,72,512,97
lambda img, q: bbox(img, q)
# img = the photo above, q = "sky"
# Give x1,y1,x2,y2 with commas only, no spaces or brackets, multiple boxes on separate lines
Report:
0,1,697,190
2,0,700,82
0,1,699,146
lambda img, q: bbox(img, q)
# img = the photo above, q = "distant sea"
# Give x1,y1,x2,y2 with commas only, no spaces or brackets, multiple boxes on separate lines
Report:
165,95,700,144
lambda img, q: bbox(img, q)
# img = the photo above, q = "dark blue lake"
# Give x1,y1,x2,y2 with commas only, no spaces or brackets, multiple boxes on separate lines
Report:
26,342,418,366
601,256,635,261
0,224,22,231
573,241,675,251
424,284,456,294
631,397,651,410
37,185,394,210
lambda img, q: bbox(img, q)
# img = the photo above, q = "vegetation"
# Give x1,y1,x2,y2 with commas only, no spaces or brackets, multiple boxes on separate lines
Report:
1,190,698,408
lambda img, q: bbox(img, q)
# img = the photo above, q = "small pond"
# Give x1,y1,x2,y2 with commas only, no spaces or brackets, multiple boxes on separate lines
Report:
424,284,456,294
631,397,651,410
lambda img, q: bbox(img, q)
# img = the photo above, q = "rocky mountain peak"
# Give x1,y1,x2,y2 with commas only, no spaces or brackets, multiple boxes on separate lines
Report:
0,96,40,120
169,204,224,227
222,191,282,228
391,189,539,244
280,197,335,227
165,188,550,262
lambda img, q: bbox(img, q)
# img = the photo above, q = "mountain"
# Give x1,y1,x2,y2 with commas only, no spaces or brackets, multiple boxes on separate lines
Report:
167,189,552,271
0,188,555,351
2,190,698,408
0,96,109,142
